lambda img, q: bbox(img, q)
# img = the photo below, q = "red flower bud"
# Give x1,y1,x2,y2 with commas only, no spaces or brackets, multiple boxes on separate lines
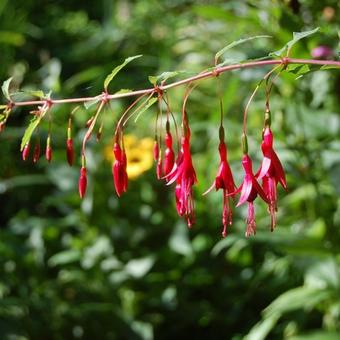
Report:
156,157,163,179
78,166,87,198
22,143,30,161
33,142,41,163
66,138,74,166
0,122,5,133
153,141,159,162
46,145,52,162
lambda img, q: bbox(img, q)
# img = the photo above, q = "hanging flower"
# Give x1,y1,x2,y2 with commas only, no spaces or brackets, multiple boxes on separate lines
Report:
33,141,41,163
163,130,175,178
22,143,30,161
78,166,87,198
204,135,236,237
167,135,197,227
236,154,269,237
112,142,128,197
256,127,287,230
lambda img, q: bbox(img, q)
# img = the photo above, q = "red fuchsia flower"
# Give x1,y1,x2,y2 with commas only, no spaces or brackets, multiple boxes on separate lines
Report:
167,131,197,228
235,153,269,237
256,126,287,230
33,141,41,163
46,145,52,162
66,121,74,166
78,166,87,198
22,143,30,161
204,129,236,237
163,130,175,178
112,142,128,197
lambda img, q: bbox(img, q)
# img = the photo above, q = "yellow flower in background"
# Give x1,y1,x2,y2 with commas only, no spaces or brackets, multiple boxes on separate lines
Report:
104,134,154,179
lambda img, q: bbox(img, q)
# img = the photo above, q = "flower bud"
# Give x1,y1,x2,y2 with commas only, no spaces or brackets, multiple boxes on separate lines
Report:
33,142,41,163
22,143,30,161
78,166,87,198
66,138,74,166
153,140,159,162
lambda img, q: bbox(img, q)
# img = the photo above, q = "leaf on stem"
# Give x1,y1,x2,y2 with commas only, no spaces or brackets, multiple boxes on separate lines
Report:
104,55,142,91
214,35,272,64
20,89,46,98
20,115,42,151
1,77,13,101
148,71,187,86
84,96,101,110
270,27,320,57
114,89,133,94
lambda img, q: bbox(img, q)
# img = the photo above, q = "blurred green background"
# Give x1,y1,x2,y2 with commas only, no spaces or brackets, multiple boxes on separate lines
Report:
0,0,340,339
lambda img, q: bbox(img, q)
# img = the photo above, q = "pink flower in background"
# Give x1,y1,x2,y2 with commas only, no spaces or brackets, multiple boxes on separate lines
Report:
311,45,333,59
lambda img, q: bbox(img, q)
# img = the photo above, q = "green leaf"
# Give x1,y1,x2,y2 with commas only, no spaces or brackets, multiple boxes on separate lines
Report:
133,97,158,123
320,64,340,70
124,257,155,278
270,27,320,57
289,331,340,340
264,286,332,318
244,314,280,340
215,35,271,63
84,96,101,110
114,89,132,95
1,77,13,101
48,250,81,267
20,115,41,151
148,71,187,86
104,55,142,91
21,89,45,98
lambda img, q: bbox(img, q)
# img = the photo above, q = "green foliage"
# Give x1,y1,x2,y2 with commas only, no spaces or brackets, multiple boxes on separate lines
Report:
271,27,320,57
1,77,12,100
104,55,143,91
215,35,272,65
0,1,340,339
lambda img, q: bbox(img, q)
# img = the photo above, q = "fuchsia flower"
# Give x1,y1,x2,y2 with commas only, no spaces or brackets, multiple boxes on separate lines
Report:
167,132,197,227
33,142,41,163
22,143,30,161
204,130,236,237
256,127,287,230
236,154,269,237
78,166,87,198
163,130,175,178
112,142,128,197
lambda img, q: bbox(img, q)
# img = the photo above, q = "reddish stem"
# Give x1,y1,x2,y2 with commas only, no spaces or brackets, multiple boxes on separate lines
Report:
7,58,340,108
